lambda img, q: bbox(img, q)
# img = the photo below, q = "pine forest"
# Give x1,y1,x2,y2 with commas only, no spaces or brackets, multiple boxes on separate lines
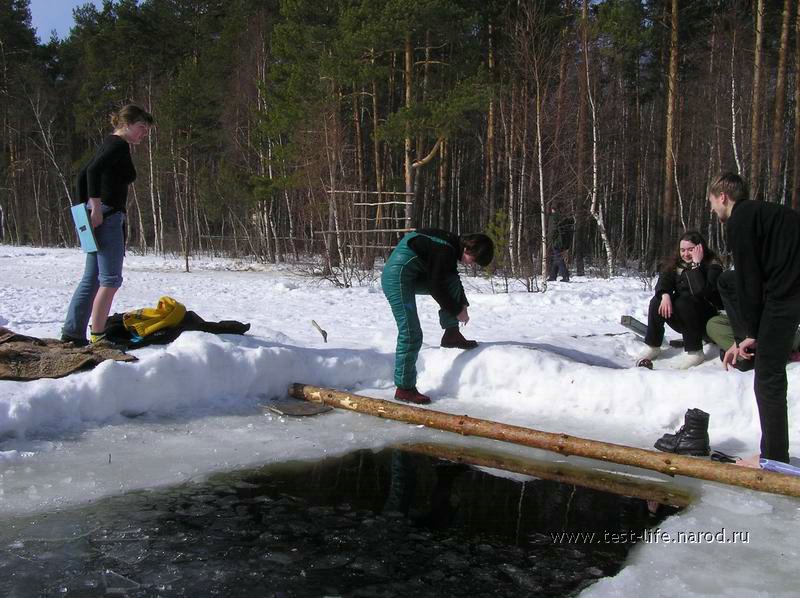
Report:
2,0,800,281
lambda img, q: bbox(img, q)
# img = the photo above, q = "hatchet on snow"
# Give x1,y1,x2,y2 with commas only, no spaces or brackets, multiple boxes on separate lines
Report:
311,320,328,343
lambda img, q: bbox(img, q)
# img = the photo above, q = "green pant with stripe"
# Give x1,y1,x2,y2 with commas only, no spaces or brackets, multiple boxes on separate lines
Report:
382,232,465,389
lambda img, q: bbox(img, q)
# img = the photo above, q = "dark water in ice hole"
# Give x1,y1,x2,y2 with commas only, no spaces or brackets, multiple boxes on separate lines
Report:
0,448,676,597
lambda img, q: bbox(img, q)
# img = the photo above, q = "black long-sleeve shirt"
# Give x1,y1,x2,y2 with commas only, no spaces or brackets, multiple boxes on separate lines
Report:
407,229,467,316
654,261,723,309
76,135,136,213
727,199,800,337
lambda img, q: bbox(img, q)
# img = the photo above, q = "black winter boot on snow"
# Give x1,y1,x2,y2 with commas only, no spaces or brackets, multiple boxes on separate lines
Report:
654,408,710,456
440,327,478,350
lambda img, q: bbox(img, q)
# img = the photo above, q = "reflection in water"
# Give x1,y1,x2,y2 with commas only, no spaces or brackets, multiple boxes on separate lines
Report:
0,448,676,596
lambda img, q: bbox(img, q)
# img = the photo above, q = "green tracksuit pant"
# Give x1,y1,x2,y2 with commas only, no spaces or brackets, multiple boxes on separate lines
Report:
706,313,736,352
381,232,465,389
707,313,800,353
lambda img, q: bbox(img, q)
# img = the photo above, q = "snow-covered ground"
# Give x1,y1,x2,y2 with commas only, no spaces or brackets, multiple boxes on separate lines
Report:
1,244,799,595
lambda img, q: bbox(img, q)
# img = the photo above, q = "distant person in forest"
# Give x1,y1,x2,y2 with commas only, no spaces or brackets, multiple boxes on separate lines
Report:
708,172,800,467
639,231,723,369
382,229,494,405
547,207,574,282
61,104,153,346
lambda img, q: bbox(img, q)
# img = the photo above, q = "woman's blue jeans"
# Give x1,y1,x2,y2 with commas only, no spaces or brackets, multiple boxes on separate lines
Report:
62,210,125,340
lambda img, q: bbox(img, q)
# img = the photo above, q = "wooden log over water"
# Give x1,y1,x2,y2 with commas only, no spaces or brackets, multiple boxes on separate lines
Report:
401,442,693,507
288,383,800,500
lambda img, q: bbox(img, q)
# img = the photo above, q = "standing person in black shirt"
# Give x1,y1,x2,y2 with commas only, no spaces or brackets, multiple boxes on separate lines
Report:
62,104,153,345
708,172,800,465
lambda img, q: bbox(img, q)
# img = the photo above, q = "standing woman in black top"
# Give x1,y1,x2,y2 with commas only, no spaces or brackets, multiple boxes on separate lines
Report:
62,104,153,344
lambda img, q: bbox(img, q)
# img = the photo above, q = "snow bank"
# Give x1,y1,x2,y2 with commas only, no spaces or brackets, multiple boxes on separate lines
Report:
2,245,800,595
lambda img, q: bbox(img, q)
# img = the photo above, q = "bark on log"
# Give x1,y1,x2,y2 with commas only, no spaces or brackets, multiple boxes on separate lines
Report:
288,384,800,499
401,442,693,508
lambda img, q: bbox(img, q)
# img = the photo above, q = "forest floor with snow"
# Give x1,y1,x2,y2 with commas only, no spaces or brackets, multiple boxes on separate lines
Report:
1,245,798,595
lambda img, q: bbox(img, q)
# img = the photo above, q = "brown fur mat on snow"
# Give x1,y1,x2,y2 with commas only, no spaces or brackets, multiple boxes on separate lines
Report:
0,327,136,381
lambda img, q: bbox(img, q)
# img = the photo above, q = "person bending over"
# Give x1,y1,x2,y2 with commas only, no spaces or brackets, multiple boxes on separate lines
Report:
640,231,722,369
708,172,800,466
382,229,494,405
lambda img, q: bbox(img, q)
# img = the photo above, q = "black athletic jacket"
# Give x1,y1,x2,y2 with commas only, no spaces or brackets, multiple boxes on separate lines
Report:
654,261,723,310
727,199,800,337
407,228,466,316
76,135,136,213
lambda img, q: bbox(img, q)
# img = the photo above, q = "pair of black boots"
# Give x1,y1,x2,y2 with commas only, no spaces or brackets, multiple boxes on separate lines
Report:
654,408,710,456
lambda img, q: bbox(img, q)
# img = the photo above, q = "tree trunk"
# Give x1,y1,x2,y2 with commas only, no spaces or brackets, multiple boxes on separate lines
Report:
170,138,188,270
535,78,547,283
146,80,160,253
485,23,496,222
28,94,73,213
730,28,743,174
750,0,766,195
792,0,800,209
574,0,589,276
370,50,385,236
662,0,678,244
769,0,793,201
131,184,146,250
507,86,517,273
584,23,614,276
404,32,414,227
438,139,447,227
322,88,347,278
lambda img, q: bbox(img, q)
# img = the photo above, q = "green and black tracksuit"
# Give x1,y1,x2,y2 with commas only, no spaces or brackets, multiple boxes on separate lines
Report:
381,229,467,389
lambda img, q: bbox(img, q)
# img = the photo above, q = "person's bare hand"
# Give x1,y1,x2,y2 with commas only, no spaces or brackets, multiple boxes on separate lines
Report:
457,307,469,324
738,337,757,360
690,244,704,265
722,343,738,371
658,295,673,319
88,198,103,228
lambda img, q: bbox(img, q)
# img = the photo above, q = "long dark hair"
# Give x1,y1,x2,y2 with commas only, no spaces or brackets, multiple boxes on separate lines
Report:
660,230,717,273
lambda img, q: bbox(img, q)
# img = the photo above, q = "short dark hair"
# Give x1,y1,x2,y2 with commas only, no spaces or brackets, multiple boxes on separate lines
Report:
708,172,748,202
462,233,494,267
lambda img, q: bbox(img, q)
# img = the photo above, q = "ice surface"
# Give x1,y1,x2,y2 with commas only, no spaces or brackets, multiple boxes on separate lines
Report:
1,245,799,594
